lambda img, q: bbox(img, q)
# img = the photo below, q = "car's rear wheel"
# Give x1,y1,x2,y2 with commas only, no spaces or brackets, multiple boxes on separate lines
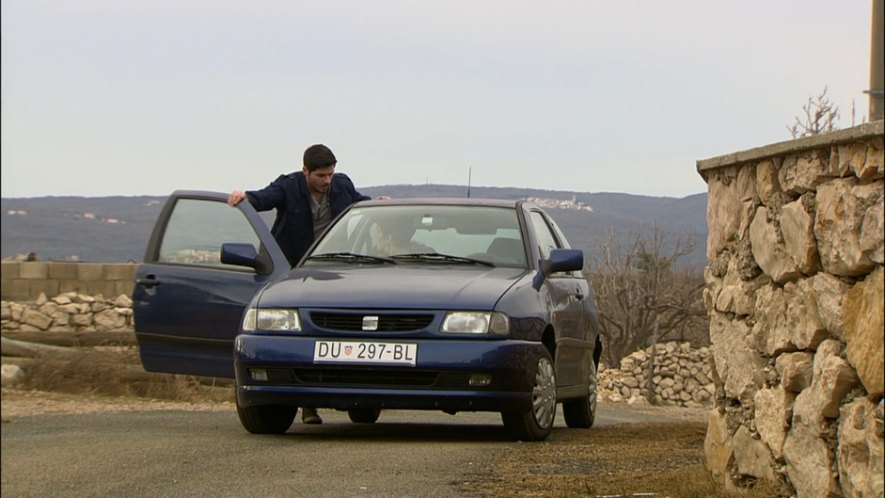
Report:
236,403,296,434
563,359,598,428
501,350,556,441
347,408,381,424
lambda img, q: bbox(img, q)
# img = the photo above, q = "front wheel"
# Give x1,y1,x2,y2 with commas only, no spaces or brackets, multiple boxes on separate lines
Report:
347,408,381,424
563,359,598,428
501,350,556,441
236,404,296,434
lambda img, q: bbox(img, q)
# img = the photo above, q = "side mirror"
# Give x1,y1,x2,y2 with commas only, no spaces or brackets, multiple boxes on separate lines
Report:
548,248,584,272
532,248,584,290
221,243,270,273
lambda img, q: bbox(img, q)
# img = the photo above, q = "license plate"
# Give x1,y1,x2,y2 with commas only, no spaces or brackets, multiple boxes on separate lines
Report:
313,340,418,366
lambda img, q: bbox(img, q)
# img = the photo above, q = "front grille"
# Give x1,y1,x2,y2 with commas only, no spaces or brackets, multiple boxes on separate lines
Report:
248,368,480,389
294,368,439,387
310,312,434,332
265,367,294,383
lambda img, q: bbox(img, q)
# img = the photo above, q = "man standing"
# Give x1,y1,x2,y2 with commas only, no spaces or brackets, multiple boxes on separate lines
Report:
228,144,372,267
228,143,373,425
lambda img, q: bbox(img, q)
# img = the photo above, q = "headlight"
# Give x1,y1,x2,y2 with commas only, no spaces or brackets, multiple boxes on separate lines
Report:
242,308,301,332
441,311,509,335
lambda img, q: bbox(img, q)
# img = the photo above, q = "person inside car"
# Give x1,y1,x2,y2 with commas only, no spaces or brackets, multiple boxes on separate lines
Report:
369,222,433,257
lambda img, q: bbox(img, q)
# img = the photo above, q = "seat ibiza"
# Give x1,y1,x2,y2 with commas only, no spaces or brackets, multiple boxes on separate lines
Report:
133,193,602,441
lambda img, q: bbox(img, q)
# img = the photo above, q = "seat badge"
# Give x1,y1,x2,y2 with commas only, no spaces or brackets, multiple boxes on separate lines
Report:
362,316,379,331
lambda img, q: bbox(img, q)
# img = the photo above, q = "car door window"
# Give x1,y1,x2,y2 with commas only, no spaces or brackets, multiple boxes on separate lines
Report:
157,198,262,270
529,211,581,278
545,215,583,277
529,211,559,259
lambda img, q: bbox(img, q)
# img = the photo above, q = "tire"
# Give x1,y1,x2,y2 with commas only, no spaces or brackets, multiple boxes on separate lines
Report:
501,350,556,441
563,359,598,428
347,408,381,424
236,403,296,434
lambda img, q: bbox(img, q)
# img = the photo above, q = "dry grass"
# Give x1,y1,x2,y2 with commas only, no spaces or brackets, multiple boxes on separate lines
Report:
461,420,781,497
18,347,234,403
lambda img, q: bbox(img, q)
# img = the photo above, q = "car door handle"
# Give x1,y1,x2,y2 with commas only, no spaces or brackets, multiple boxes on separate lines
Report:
136,275,161,288
574,288,584,300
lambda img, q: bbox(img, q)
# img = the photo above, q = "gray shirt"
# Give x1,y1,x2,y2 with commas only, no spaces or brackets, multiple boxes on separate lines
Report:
310,193,332,238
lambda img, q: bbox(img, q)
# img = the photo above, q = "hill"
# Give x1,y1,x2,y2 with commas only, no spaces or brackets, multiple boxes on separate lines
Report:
1,185,708,267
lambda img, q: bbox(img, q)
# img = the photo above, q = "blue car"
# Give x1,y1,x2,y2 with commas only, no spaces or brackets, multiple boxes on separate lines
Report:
133,192,602,441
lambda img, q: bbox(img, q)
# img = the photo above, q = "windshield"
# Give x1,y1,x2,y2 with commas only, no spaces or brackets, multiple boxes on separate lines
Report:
309,205,527,268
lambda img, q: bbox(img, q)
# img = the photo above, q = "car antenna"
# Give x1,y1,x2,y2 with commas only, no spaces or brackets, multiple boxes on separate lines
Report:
467,166,472,198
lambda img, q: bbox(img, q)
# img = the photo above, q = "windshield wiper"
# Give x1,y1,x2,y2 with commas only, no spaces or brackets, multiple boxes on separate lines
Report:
390,252,494,267
306,252,396,264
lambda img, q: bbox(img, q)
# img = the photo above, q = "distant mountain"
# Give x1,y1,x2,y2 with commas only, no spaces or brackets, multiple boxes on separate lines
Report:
1,185,709,268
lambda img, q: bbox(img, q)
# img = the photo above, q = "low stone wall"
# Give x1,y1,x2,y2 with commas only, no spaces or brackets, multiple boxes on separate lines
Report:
598,341,715,408
0,261,138,302
4,293,717,411
697,121,884,497
1,292,134,332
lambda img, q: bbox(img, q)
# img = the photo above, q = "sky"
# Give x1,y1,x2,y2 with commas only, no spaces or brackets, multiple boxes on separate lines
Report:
0,0,877,199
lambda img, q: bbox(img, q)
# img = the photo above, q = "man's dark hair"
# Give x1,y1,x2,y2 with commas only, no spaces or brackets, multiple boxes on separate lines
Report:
303,144,337,172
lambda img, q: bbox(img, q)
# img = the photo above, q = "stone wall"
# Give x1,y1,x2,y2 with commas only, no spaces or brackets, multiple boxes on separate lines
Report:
1,291,134,332
697,121,884,497
598,341,715,408
2,291,718,411
0,261,138,302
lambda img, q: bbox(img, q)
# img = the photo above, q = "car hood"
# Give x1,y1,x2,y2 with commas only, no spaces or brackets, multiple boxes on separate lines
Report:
256,265,529,310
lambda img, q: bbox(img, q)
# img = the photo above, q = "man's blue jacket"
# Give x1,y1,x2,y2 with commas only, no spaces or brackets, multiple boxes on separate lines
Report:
245,172,371,266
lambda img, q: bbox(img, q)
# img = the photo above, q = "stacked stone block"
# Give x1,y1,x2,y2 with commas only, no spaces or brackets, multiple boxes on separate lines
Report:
597,341,716,408
1,292,134,332
0,261,137,302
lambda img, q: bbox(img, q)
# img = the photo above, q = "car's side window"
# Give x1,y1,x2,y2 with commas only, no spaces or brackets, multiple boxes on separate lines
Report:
157,198,262,270
546,216,583,278
546,218,573,250
529,211,580,278
529,211,560,259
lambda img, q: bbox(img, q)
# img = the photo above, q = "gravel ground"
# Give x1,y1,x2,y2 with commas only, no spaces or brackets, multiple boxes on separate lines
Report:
1,388,778,497
2,342,777,497
1,386,704,421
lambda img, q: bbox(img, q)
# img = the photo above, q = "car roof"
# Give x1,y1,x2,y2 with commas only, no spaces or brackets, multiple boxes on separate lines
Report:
357,197,523,208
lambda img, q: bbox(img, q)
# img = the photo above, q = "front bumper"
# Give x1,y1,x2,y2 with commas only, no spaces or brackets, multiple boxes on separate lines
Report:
234,334,545,413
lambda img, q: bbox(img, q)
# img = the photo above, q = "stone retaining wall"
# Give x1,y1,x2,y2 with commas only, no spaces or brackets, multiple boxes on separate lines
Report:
697,121,884,497
598,341,715,408
0,261,138,302
1,292,134,332
3,292,719,412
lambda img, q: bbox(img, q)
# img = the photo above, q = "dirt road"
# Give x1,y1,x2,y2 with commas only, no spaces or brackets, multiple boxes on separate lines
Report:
2,389,713,497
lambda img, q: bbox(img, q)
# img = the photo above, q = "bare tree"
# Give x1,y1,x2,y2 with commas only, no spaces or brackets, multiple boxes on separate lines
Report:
586,226,708,369
787,86,840,138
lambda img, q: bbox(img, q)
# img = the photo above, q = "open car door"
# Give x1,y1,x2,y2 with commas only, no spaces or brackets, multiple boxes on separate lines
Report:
132,190,289,378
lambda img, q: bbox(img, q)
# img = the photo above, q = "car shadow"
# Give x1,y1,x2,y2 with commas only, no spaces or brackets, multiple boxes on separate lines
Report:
282,420,515,442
